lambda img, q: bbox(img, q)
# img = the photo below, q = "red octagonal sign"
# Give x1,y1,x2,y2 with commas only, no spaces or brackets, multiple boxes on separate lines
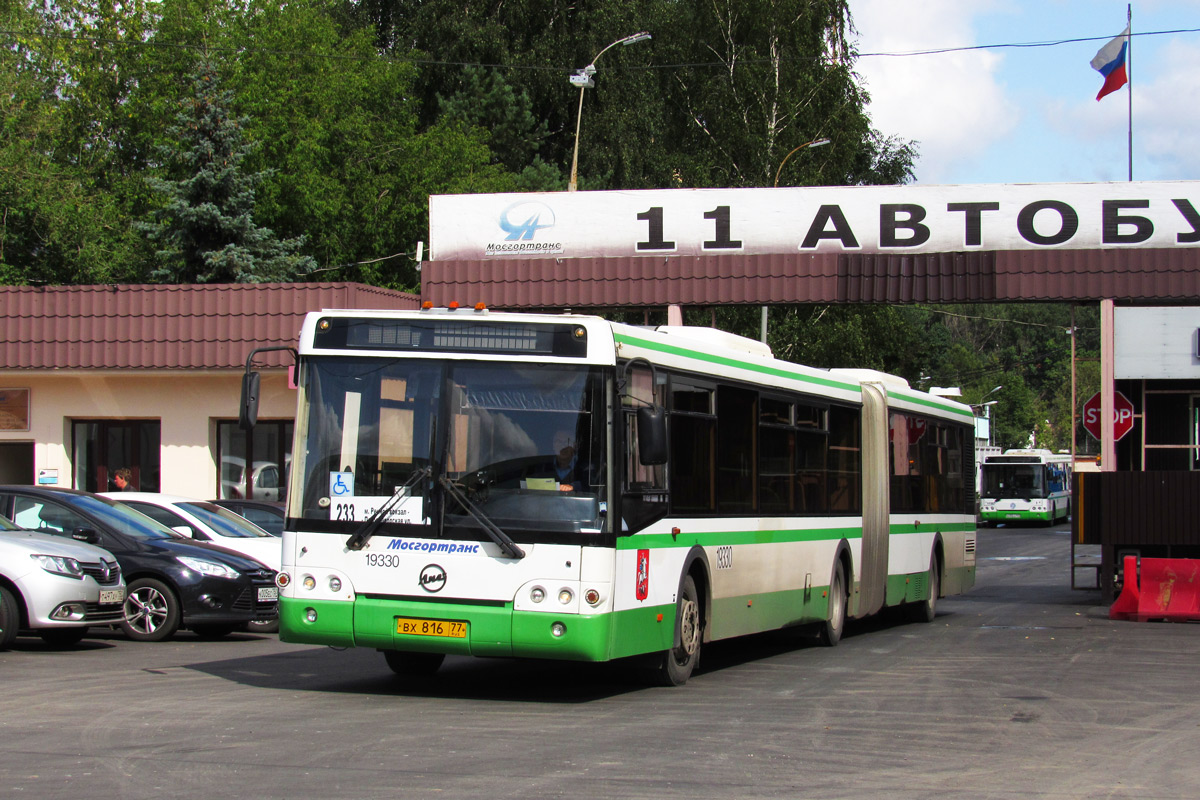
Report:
1082,391,1135,441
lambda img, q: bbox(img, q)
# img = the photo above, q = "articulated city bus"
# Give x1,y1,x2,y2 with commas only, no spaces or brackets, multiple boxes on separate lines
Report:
244,308,977,685
978,449,1072,526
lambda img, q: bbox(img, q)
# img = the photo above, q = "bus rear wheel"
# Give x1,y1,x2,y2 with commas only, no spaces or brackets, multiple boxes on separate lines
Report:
818,565,847,647
383,650,445,677
909,554,941,623
656,575,701,686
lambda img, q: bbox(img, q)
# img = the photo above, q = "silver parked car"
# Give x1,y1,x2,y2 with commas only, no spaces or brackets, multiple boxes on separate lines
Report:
0,514,126,649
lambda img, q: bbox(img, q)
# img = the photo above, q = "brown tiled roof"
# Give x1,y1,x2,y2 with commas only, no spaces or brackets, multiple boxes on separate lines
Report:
422,248,1200,309
0,282,419,370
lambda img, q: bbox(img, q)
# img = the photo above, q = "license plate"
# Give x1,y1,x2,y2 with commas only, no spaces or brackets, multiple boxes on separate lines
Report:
1006,513,1021,519
396,617,467,638
258,587,278,602
99,589,124,605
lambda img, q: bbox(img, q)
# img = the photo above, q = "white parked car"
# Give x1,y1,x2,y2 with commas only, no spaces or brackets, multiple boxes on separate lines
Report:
101,492,281,572
220,457,285,501
0,514,126,649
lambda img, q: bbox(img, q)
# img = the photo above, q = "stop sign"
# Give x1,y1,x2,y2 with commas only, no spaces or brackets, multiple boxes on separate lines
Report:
1082,391,1135,441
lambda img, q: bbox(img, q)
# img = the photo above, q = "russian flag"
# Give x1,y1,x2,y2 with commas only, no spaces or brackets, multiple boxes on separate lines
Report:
1091,26,1130,101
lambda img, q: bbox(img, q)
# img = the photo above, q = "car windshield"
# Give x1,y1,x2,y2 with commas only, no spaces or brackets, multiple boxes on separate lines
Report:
178,502,274,538
73,494,185,539
294,357,608,537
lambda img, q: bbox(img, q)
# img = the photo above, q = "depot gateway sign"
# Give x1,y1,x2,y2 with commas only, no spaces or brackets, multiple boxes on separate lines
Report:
428,181,1200,262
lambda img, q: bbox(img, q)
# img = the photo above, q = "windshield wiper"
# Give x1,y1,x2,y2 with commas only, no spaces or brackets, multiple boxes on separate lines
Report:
345,466,431,551
438,475,526,559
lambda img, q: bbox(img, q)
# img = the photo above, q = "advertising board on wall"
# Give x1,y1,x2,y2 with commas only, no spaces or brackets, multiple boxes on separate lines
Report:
429,181,1200,262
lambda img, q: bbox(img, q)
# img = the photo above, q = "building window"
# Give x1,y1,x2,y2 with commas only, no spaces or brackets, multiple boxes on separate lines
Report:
217,421,293,501
73,420,160,492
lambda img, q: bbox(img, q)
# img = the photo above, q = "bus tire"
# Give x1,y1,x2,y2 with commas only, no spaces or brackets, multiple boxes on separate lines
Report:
909,553,940,623
655,575,701,686
0,585,20,650
818,564,847,647
383,650,444,677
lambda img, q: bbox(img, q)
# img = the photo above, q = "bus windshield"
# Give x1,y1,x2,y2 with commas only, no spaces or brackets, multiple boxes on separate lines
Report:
980,464,1046,500
293,357,608,539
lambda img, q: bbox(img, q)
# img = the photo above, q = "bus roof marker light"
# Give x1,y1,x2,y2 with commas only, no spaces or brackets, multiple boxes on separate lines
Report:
474,302,487,312
448,301,460,310
318,318,331,331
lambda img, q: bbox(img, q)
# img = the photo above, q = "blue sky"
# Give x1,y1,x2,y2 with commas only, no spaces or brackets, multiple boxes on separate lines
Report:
849,0,1200,185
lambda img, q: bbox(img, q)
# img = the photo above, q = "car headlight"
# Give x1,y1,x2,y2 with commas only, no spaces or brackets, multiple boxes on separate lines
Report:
31,553,84,578
176,556,241,580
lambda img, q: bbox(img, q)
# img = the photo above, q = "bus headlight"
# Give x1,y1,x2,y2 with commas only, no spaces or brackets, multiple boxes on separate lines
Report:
305,608,318,623
303,575,316,590
530,586,545,603
558,588,574,605
329,576,342,592
551,622,566,637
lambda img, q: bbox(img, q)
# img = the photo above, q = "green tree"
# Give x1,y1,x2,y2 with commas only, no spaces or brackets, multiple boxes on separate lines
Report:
139,57,317,283
0,0,148,283
368,0,913,191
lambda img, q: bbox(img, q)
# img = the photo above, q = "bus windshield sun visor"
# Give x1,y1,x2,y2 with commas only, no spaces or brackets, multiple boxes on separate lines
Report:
438,475,526,559
345,466,431,551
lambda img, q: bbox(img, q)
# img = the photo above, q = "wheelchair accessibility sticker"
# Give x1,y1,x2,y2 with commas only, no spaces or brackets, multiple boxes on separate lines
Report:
330,471,355,497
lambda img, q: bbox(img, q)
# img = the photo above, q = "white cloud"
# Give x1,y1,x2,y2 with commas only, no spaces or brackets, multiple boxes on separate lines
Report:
850,0,1021,183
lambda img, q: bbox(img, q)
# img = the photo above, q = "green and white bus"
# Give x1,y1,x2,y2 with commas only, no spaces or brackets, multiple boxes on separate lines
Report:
246,308,977,685
978,449,1072,526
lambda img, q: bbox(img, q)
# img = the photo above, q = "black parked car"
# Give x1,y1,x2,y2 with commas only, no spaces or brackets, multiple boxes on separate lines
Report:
0,486,277,642
211,499,285,536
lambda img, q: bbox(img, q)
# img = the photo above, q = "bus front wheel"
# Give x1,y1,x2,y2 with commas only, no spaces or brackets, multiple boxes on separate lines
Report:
383,650,445,677
655,575,701,686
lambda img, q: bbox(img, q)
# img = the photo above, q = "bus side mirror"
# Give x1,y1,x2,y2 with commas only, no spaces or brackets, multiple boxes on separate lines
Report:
239,371,261,431
637,405,667,466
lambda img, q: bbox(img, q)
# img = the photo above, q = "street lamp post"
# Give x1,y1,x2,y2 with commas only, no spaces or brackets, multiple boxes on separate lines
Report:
760,136,831,341
974,386,1002,447
772,137,830,187
568,31,651,192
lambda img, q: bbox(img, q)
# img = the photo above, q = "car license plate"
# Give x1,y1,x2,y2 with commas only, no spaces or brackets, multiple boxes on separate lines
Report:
258,587,278,601
396,617,467,638
99,589,124,605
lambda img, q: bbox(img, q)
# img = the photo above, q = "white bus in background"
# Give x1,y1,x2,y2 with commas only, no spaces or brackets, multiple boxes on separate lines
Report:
242,308,978,685
978,449,1073,526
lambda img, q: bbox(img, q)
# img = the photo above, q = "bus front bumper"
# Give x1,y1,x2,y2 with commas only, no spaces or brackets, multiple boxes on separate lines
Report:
278,595,670,663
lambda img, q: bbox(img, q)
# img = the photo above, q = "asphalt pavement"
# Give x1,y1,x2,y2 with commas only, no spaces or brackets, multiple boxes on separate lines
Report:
1,524,1197,800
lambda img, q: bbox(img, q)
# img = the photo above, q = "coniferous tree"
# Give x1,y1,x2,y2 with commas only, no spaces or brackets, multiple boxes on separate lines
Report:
140,57,316,283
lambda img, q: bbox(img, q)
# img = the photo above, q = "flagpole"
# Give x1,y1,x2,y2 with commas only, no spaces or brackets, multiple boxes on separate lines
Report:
1127,3,1133,181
